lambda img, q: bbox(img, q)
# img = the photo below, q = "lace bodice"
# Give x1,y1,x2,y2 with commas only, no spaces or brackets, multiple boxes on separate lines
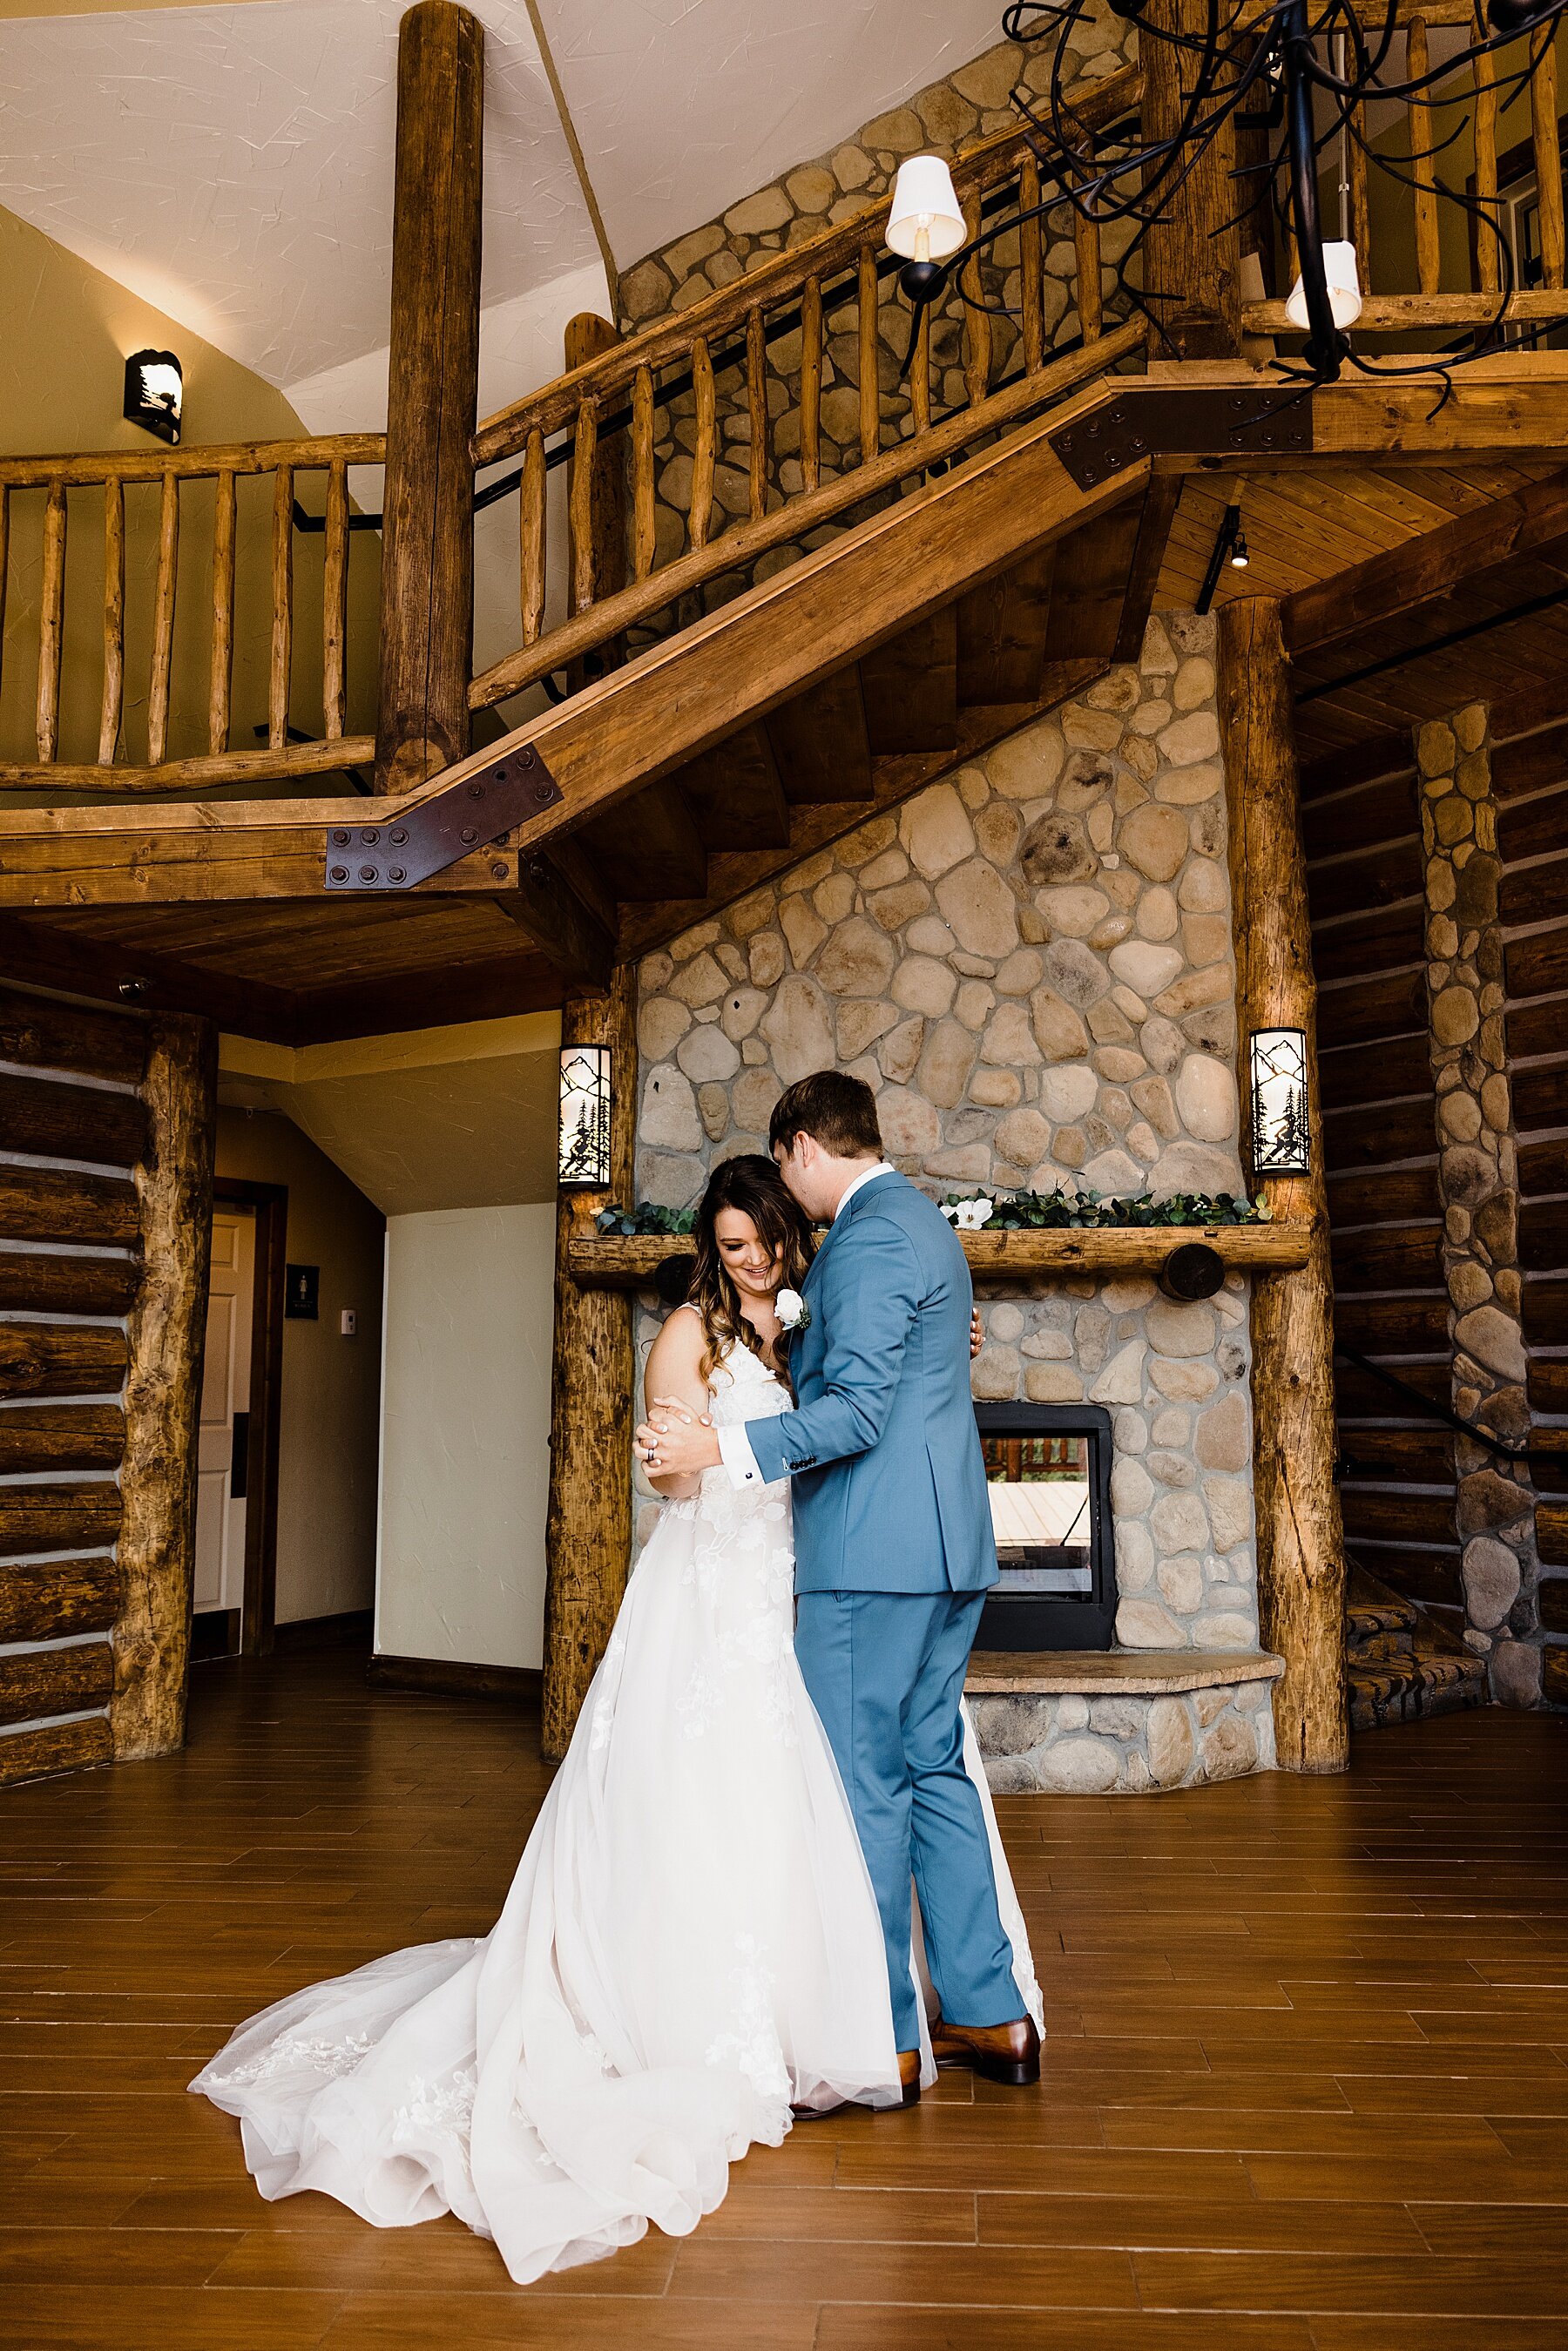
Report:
694,1316,791,1431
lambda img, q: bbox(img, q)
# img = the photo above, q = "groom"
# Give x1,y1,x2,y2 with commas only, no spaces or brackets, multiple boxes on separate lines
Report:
635,1070,1038,2105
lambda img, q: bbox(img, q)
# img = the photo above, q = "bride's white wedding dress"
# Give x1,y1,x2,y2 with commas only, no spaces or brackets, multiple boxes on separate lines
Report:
191,1326,1040,2283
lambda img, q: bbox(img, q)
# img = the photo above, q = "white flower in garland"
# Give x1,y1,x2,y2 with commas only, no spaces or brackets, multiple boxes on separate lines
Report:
951,1196,995,1233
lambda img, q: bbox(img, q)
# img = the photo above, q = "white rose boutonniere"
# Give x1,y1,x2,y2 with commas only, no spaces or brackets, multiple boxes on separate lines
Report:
775,1287,810,1337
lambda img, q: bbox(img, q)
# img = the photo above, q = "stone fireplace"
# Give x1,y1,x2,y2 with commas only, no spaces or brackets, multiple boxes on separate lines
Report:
630,614,1282,1789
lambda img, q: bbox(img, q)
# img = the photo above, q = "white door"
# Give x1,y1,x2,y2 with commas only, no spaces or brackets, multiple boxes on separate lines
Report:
194,1209,255,1617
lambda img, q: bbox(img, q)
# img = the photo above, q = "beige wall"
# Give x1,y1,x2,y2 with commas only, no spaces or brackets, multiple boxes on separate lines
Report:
214,1106,385,1627
0,200,379,780
375,1205,556,1673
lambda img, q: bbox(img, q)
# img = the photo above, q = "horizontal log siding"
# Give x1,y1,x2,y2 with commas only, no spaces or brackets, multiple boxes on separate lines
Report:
1497,708,1568,1656
1308,753,1461,1619
1,984,148,1787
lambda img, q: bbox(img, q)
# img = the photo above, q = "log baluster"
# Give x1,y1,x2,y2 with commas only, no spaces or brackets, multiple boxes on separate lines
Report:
961,198,991,405
37,480,66,764
746,307,767,521
1075,205,1104,345
520,424,548,637
146,471,179,767
1021,157,1044,373
858,245,880,465
910,301,931,439
689,335,716,552
208,469,236,756
268,466,293,752
1217,595,1348,1775
1531,25,1565,292
1475,65,1500,297
0,485,7,711
99,479,124,767
1406,17,1442,298
800,276,822,492
570,396,598,611
322,460,348,741
630,374,655,582
1348,98,1372,294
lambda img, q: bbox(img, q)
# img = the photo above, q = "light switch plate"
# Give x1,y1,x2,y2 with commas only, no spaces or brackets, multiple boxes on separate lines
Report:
341,1308,357,1337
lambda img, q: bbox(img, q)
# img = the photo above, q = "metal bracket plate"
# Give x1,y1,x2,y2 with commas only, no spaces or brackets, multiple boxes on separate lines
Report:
323,742,564,892
1050,388,1313,492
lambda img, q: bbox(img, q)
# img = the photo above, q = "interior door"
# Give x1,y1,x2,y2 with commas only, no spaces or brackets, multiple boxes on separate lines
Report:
194,1208,255,1620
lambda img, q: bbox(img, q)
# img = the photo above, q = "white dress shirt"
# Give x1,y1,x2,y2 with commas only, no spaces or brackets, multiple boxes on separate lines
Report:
716,1161,895,1490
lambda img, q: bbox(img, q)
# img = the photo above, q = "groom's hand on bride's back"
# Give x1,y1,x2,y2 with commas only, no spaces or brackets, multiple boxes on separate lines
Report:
970,1306,983,1361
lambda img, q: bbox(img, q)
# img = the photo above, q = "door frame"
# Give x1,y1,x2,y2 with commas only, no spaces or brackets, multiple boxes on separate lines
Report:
213,1177,287,1656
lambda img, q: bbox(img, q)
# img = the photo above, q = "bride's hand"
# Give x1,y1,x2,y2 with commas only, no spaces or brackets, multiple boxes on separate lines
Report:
635,1399,720,1480
970,1306,984,1361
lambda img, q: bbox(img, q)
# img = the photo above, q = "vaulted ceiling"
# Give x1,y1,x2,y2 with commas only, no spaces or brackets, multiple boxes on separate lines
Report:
0,0,1003,431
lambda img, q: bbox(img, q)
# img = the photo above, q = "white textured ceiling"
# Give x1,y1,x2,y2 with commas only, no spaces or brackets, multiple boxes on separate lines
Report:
0,0,1005,416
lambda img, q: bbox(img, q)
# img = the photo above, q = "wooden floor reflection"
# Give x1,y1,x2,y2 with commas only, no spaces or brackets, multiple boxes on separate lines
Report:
3,1650,1567,2348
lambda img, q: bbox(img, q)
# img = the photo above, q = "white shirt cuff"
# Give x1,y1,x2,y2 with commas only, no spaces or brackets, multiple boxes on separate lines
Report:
717,1422,764,1489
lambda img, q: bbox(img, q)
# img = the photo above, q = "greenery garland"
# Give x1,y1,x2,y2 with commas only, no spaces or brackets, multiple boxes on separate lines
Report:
595,1187,1267,1239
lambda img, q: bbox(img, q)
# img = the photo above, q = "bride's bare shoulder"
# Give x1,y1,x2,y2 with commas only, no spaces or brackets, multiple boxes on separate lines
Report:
645,1301,709,1384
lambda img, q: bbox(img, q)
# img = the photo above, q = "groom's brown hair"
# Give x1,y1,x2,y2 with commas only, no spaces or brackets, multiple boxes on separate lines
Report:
769,1070,883,1160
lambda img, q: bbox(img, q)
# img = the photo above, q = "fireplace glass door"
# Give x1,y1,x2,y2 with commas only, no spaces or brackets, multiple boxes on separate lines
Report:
972,1402,1116,1652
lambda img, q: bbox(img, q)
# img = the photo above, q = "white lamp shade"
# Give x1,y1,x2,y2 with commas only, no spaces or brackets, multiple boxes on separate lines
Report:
1285,240,1362,331
886,156,967,261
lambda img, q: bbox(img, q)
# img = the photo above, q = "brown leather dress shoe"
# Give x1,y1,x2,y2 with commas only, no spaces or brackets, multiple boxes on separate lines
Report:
930,2014,1040,2087
792,2049,921,2121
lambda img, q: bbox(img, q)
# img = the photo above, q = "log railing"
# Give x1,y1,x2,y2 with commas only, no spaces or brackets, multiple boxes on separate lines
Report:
1245,6,1568,341
0,436,382,793
467,61,1143,715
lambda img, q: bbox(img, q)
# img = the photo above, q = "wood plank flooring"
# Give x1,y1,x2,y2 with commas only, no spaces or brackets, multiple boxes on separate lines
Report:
2,1652,1565,2348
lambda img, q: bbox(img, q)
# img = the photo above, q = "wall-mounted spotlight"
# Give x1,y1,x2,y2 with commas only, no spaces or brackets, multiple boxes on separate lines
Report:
124,348,182,445
1195,492,1247,615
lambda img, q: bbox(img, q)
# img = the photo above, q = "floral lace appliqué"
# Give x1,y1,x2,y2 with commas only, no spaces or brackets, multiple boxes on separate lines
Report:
389,2064,476,2143
207,2028,373,2090
705,1932,788,2101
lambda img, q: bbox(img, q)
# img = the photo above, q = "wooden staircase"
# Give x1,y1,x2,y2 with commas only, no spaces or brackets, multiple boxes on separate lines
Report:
1346,1563,1488,1732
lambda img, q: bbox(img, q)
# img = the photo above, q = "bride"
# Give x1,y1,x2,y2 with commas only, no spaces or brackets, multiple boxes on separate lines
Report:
191,1154,1040,2284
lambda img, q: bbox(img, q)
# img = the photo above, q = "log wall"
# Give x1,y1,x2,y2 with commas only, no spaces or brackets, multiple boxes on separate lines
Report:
1304,746,1462,1625
0,982,214,1783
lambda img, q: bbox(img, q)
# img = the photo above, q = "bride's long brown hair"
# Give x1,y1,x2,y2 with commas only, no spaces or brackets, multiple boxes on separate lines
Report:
687,1154,814,1386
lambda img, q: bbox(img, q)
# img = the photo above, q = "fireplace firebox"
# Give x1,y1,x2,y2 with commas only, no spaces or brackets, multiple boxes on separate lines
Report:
971,1402,1116,1652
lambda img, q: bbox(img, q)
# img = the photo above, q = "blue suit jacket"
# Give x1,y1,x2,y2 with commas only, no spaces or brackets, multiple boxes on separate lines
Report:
744,1170,999,1595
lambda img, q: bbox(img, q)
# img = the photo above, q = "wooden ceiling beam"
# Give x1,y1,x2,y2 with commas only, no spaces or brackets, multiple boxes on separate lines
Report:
1284,467,1568,656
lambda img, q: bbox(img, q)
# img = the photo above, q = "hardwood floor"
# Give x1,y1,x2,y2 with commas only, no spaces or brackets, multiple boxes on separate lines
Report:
2,1653,1566,2348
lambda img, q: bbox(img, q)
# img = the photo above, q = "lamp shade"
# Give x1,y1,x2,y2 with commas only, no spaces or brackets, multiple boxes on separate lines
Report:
1285,240,1362,332
558,1044,612,1187
124,348,182,444
886,156,966,262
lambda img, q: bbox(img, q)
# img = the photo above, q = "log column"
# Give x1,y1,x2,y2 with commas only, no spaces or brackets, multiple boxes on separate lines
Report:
112,1013,217,1760
374,0,483,794
1217,597,1348,1772
1139,0,1241,357
541,967,637,1759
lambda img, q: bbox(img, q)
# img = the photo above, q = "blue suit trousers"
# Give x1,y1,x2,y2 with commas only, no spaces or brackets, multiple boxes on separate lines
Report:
794,1588,1022,2050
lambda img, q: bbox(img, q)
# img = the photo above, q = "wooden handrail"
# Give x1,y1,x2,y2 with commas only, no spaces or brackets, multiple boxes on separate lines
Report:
471,63,1142,467
470,318,1147,711
0,435,385,488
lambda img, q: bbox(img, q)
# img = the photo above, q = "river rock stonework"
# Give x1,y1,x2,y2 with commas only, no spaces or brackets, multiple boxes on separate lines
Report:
631,616,1275,1787
1419,707,1544,1706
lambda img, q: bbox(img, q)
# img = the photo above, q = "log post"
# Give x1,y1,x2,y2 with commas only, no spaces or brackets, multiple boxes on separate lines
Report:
374,0,483,794
541,966,637,1759
112,1014,217,1760
1139,0,1241,358
1216,597,1348,1773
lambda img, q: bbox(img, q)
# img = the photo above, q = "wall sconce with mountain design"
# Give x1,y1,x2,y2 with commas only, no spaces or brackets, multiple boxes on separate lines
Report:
558,1045,612,1188
1248,1027,1311,1179
124,349,182,445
